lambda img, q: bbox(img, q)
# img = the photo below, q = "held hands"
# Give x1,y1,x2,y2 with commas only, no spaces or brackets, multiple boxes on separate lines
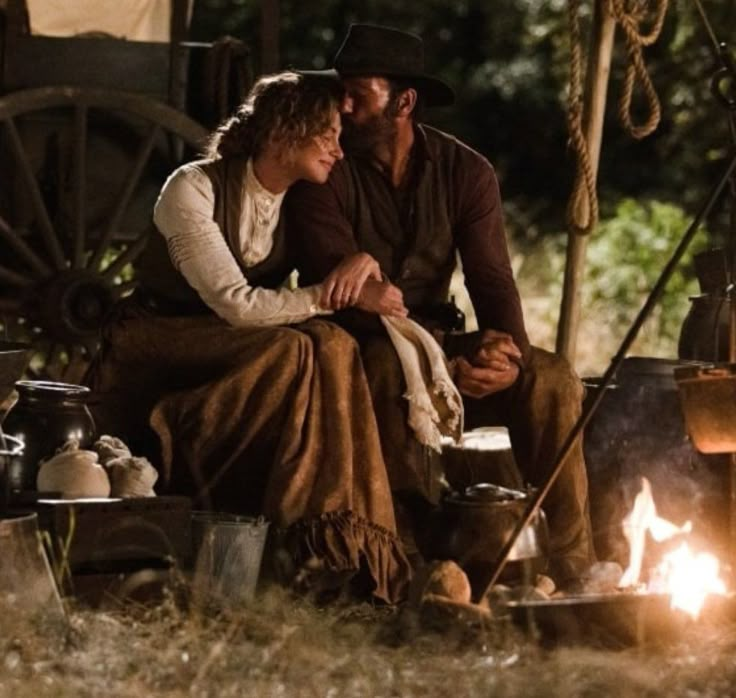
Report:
355,278,408,318
455,329,522,398
321,253,382,309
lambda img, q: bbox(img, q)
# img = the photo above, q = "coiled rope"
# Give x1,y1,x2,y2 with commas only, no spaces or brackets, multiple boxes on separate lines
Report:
566,0,669,235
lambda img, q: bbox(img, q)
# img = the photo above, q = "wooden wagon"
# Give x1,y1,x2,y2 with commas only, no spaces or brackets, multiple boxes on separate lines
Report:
0,0,253,381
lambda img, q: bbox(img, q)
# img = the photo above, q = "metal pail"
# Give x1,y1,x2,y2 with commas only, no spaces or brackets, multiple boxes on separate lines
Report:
191,512,270,608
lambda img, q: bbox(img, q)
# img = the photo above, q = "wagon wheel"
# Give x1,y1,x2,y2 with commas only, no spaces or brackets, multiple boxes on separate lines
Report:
0,87,209,383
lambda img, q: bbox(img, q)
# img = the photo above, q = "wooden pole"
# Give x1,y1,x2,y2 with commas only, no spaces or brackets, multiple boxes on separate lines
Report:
260,0,280,74
556,0,617,361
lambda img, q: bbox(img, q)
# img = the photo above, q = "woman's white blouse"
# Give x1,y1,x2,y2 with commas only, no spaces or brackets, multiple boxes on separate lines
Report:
152,160,329,327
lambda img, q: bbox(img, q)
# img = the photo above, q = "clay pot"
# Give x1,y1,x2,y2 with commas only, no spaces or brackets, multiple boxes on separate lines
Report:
2,381,96,492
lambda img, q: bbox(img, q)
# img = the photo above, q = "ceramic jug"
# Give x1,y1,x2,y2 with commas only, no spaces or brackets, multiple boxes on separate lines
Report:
2,380,96,493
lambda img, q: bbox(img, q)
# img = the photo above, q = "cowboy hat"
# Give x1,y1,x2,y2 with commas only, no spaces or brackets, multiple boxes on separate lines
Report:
308,24,455,107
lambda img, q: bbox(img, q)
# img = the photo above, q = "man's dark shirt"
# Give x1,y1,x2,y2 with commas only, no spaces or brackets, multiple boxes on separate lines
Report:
285,123,530,360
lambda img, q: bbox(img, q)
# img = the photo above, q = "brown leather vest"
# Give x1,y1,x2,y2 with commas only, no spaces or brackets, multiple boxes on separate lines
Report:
136,157,292,312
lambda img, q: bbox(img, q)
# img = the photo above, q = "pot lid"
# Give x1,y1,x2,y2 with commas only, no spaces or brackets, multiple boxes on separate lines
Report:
454,482,528,503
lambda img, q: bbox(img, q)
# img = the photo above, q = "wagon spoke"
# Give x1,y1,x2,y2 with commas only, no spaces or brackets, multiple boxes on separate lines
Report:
167,131,185,164
72,104,88,269
2,117,67,270
89,123,161,271
0,264,33,287
0,87,208,380
101,231,152,281
0,214,51,278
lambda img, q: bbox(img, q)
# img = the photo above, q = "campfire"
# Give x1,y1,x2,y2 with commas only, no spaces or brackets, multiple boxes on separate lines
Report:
415,465,735,647
618,476,727,618
479,473,736,648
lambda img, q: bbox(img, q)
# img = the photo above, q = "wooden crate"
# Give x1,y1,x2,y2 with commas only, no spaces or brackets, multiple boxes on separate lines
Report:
32,496,193,603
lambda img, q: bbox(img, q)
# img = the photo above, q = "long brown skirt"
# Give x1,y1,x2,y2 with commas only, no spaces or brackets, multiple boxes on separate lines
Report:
86,300,411,604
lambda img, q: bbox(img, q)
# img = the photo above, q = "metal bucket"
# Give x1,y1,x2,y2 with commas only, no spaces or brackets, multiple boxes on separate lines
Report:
191,512,270,608
0,511,66,626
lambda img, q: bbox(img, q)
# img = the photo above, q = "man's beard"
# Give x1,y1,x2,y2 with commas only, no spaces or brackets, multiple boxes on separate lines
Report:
341,110,397,155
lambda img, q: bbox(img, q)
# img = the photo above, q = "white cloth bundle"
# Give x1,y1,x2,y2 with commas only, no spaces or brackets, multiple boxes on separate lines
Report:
37,443,111,499
381,315,464,452
35,435,158,499
95,435,158,497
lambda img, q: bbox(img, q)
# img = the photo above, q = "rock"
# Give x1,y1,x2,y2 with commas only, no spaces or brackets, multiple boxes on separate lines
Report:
582,560,624,594
421,560,472,604
535,574,556,597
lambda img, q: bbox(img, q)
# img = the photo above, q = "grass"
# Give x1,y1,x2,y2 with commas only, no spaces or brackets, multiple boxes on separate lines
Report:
2,580,736,697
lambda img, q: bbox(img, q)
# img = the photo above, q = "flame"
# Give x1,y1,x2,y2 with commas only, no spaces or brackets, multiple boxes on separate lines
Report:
619,477,726,618
649,543,727,617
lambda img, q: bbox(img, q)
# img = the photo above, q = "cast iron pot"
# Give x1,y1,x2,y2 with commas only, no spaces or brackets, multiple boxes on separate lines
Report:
583,356,729,566
417,483,549,597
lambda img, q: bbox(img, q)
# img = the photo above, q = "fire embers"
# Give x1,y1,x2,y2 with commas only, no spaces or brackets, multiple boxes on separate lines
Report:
619,476,727,618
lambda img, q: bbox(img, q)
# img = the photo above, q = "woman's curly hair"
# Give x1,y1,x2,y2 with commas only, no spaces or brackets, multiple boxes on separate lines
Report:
205,71,344,160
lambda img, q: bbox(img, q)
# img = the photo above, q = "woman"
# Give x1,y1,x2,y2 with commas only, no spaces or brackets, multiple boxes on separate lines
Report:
86,72,411,604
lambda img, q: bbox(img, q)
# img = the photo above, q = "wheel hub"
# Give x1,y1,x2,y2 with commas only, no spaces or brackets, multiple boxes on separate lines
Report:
31,270,115,344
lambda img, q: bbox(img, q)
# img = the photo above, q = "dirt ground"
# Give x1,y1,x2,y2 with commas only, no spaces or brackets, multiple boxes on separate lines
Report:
2,580,736,698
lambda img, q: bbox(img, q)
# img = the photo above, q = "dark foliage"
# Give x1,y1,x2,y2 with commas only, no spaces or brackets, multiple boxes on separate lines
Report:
189,0,735,245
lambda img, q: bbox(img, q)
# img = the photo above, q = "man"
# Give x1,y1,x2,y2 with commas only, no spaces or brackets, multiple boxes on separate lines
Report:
286,23,595,588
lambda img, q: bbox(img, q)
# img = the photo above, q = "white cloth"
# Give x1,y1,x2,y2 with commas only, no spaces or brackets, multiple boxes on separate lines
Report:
381,316,464,452
153,160,330,327
26,0,187,42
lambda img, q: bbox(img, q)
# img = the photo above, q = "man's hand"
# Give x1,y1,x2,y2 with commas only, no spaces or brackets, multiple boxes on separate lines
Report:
320,253,381,309
355,278,408,317
474,330,522,369
455,357,519,398
455,329,522,398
